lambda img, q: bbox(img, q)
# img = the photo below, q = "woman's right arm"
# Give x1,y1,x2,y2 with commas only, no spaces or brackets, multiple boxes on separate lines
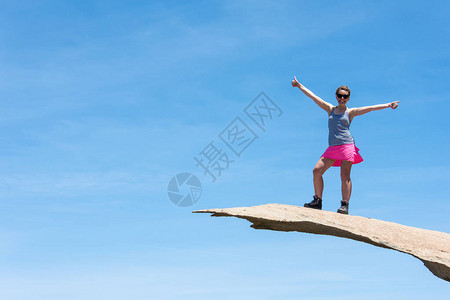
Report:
292,76,333,114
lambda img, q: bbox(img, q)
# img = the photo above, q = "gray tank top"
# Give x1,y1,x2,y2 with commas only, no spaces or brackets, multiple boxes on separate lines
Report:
328,107,354,146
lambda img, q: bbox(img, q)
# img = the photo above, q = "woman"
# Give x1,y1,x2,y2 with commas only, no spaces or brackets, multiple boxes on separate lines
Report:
291,76,399,214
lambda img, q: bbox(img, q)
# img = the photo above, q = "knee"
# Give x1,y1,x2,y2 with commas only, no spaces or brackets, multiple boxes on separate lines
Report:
341,173,351,181
313,167,324,176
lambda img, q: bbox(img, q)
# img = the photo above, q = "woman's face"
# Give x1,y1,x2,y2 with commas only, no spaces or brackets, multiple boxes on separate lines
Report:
336,89,350,105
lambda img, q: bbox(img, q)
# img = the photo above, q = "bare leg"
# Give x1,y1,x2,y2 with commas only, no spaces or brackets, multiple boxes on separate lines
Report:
313,157,336,198
340,160,352,201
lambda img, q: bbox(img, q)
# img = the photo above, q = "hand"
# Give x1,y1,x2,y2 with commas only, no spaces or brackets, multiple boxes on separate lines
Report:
291,76,301,88
389,101,399,109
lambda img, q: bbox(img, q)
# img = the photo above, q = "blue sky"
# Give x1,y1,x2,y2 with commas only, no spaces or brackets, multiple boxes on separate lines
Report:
0,0,449,298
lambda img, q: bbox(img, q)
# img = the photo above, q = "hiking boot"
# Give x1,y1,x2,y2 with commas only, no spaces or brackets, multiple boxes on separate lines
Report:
337,200,349,214
304,195,322,210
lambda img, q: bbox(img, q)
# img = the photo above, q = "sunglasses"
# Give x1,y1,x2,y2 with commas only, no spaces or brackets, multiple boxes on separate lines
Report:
336,93,349,99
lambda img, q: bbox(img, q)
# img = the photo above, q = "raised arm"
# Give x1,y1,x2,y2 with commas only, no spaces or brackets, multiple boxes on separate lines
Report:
292,76,333,114
349,101,399,120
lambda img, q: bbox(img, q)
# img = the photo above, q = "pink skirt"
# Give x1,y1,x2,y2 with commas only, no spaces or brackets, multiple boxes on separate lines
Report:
321,143,364,167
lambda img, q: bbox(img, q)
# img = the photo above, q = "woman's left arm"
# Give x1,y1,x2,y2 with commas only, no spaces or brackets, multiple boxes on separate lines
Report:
350,101,399,120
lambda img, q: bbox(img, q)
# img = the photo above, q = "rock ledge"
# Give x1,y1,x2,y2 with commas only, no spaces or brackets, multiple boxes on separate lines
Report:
193,203,450,282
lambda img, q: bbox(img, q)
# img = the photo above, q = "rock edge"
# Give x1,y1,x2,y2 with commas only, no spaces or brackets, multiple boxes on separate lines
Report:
193,203,450,282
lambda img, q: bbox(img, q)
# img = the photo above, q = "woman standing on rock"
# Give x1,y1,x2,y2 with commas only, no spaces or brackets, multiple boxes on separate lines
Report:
291,76,399,214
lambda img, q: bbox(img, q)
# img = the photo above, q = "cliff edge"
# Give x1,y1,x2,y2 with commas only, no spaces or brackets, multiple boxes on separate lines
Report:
193,203,450,282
